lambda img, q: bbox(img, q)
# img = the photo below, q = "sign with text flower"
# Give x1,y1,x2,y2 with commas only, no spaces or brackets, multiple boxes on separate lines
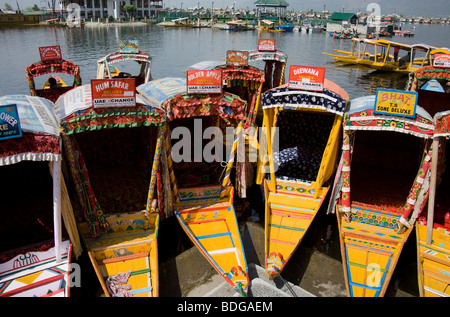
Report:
0,104,22,140
374,89,418,118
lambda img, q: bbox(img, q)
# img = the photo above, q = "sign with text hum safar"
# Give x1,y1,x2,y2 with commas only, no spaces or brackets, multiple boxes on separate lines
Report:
0,104,22,140
187,70,223,94
91,78,136,108
226,50,249,66
288,65,325,91
374,89,418,118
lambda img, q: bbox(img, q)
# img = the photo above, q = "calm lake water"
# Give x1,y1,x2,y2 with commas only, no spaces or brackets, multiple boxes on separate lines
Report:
0,22,449,99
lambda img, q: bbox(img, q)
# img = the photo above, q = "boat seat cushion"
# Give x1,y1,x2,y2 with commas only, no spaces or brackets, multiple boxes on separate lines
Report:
274,110,333,181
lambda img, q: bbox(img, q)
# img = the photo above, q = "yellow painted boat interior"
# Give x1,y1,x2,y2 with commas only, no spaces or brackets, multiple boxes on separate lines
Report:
67,125,162,297
79,212,159,297
262,107,343,277
174,185,248,293
165,114,249,294
336,130,428,297
416,137,450,297
416,223,450,297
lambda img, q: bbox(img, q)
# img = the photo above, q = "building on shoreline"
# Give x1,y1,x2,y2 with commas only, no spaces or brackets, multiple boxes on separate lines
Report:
61,0,163,20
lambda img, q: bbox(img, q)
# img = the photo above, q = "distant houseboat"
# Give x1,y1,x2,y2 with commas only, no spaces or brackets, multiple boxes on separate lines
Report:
0,11,42,24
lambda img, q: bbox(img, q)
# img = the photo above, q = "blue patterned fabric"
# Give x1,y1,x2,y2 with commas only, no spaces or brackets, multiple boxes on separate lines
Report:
262,86,347,116
273,110,335,182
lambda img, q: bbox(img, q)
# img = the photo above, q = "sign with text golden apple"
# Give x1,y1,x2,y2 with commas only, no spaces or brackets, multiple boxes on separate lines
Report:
226,50,249,66
91,78,136,108
187,70,222,94
433,54,450,68
374,89,418,118
288,65,325,91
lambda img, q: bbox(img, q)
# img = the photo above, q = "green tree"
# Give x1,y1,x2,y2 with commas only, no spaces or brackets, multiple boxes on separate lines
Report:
4,3,12,10
32,4,40,11
123,4,136,18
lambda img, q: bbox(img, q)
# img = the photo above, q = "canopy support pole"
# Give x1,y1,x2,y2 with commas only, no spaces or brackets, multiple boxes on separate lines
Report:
52,157,62,263
426,137,439,245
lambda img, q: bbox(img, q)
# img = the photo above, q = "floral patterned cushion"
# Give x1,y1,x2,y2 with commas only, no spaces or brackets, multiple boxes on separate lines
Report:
274,110,334,182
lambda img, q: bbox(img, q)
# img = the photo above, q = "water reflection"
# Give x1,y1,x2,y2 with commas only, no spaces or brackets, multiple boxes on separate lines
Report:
0,23,448,98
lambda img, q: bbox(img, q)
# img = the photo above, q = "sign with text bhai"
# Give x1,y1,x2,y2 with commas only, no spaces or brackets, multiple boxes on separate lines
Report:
374,89,418,118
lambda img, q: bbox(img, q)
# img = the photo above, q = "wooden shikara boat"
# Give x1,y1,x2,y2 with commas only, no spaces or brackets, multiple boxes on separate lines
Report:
248,48,288,93
323,39,445,74
257,80,349,278
157,17,193,28
328,93,435,297
408,65,450,297
96,42,153,87
364,41,443,74
26,46,82,103
214,62,265,125
0,95,82,297
322,38,377,64
258,20,284,32
138,77,250,295
55,83,166,297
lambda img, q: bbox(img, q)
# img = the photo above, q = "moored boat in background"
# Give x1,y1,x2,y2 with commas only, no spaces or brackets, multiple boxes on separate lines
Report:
248,41,288,93
26,45,82,103
96,40,153,86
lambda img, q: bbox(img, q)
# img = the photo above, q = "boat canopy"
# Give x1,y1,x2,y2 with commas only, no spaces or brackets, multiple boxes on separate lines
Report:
96,50,153,86
407,65,450,117
0,94,82,259
55,84,166,236
158,80,248,123
261,20,274,25
185,60,224,71
261,80,349,116
345,95,434,138
411,65,450,85
227,19,246,25
137,77,187,110
171,17,189,22
248,50,288,63
56,84,165,135
26,59,82,102
0,95,61,165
